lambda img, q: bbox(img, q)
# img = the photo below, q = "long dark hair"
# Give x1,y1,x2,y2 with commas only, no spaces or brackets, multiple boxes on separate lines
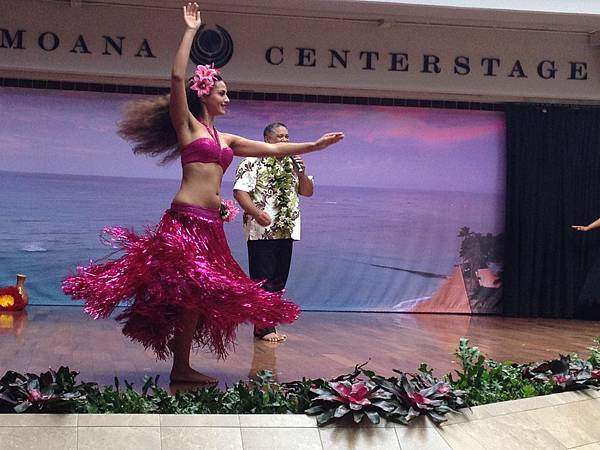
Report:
117,76,222,164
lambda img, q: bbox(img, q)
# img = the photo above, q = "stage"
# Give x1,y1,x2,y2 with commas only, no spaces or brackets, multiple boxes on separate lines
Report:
1,306,598,389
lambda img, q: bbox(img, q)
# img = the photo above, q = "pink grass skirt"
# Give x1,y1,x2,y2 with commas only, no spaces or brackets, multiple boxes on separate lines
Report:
62,202,300,359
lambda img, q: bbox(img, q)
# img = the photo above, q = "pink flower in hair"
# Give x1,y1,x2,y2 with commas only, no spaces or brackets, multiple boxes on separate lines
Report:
190,64,220,97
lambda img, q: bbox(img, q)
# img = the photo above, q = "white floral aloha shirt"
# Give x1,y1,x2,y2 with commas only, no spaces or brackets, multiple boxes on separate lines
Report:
234,156,312,241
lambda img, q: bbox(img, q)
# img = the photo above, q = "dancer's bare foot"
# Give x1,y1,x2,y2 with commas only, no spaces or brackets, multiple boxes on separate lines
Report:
254,326,287,342
170,367,218,385
259,331,287,342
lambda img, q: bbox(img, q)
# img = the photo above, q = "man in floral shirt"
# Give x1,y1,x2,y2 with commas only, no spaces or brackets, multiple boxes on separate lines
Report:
233,122,314,342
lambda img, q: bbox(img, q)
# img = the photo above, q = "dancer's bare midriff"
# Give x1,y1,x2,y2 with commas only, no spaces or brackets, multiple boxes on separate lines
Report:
172,162,224,209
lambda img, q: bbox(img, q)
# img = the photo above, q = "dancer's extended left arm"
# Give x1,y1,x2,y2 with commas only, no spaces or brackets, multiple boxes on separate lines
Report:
223,132,344,157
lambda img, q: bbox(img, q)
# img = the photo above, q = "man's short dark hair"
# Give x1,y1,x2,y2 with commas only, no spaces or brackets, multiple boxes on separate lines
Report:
263,122,288,138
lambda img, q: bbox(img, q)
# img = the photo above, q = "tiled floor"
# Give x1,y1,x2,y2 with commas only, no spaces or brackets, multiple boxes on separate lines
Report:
1,391,600,449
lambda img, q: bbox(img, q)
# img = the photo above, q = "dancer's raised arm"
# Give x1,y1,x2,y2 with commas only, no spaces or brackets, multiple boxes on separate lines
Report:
170,2,202,138
223,132,344,157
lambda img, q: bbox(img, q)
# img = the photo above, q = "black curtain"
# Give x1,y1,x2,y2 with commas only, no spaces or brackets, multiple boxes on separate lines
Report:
504,104,600,318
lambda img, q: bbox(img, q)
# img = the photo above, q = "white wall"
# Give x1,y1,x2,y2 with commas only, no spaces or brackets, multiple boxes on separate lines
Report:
1,0,599,103
356,0,600,14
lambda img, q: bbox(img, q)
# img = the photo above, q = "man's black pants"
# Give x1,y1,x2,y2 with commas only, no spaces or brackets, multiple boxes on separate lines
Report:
247,239,294,293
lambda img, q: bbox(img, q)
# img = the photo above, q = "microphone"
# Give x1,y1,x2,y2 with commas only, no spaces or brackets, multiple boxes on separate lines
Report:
290,156,304,173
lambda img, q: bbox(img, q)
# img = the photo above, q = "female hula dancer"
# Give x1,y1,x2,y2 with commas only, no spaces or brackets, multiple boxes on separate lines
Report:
62,2,344,384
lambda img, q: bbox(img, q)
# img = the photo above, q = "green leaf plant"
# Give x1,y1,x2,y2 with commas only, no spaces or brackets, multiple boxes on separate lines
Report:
2,337,599,424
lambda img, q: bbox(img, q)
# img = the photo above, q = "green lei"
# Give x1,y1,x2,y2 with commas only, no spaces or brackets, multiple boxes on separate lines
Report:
264,156,296,236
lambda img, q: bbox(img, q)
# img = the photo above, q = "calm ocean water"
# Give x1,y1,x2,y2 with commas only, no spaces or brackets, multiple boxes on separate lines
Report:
0,171,504,311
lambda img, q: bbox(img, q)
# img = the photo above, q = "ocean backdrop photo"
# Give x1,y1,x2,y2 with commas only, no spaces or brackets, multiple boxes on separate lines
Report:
0,87,505,312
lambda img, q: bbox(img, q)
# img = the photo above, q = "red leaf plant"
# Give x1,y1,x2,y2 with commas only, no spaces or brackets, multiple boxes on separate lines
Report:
305,363,464,426
369,368,465,425
524,355,600,390
305,379,394,425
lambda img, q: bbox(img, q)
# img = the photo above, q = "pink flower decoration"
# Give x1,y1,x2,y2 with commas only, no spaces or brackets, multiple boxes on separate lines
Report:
220,199,239,223
591,369,600,380
190,64,220,97
407,391,433,407
436,383,450,395
27,389,56,402
330,381,372,408
27,389,43,401
553,374,571,385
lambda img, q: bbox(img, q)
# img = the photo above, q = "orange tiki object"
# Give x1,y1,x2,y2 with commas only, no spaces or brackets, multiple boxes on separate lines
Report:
0,274,28,311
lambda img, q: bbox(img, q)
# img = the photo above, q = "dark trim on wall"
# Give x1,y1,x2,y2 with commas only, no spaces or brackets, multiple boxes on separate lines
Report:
0,77,504,111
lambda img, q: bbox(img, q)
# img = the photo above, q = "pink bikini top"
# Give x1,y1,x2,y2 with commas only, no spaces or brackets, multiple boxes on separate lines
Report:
180,123,234,172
